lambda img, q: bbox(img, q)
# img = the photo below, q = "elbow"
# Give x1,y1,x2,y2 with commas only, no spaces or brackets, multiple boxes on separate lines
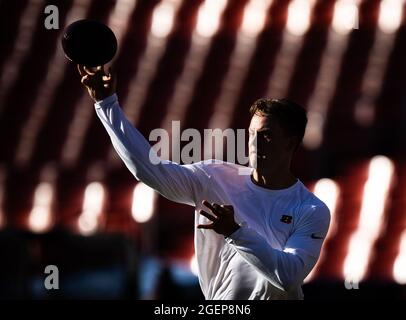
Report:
264,272,301,292
275,267,305,292
277,255,308,292
280,279,302,292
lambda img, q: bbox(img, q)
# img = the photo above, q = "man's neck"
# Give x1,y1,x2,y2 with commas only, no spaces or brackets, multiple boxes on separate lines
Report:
251,167,297,190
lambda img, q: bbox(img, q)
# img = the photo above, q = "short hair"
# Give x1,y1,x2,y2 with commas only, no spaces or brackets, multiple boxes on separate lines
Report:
249,98,308,145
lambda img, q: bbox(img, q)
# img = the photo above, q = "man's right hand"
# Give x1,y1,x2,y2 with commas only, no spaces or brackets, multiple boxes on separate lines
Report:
78,64,117,102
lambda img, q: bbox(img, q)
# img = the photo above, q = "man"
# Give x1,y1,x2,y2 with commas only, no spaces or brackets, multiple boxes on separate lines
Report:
78,65,330,300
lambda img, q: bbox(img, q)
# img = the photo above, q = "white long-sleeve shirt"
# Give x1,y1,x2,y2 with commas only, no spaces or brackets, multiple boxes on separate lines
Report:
94,94,331,300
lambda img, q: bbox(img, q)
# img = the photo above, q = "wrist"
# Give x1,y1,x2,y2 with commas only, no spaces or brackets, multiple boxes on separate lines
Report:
224,223,240,238
95,92,116,102
94,93,118,108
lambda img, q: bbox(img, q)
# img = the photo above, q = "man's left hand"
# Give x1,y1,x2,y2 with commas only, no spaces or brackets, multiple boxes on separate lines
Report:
197,200,240,237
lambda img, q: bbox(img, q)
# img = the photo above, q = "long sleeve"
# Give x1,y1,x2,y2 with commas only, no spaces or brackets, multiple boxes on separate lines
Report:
225,204,330,292
94,94,209,206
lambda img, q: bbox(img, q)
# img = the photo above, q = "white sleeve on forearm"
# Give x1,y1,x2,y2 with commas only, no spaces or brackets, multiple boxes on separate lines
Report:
225,205,330,292
94,94,208,206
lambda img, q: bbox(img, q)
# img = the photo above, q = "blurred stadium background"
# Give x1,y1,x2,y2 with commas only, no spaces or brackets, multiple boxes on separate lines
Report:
1,0,406,299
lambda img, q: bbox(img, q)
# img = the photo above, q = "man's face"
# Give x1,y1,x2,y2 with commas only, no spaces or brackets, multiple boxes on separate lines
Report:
248,113,292,169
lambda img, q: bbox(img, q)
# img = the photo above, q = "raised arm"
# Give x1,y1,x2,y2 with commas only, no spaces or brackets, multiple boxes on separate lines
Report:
78,65,208,206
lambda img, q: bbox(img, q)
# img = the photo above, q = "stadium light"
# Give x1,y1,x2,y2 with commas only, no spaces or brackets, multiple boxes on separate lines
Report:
151,0,181,38
131,182,157,223
190,254,198,276
393,230,406,284
343,156,394,283
28,183,54,233
0,0,43,115
15,0,92,166
287,0,315,36
241,0,272,37
332,0,359,35
196,0,228,38
378,0,405,34
78,182,105,235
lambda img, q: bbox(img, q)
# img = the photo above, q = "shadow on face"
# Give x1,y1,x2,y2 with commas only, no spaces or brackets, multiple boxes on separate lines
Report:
248,113,297,169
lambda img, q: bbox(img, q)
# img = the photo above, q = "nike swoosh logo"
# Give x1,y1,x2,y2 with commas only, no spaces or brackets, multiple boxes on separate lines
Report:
311,233,324,239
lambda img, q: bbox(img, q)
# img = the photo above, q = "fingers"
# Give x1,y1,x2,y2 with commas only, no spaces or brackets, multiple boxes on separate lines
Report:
81,74,90,85
197,224,214,229
81,74,103,89
202,200,232,215
78,63,115,81
101,66,116,87
77,64,109,79
203,200,225,213
202,200,214,211
213,203,228,215
83,65,97,75
77,64,87,77
108,66,117,85
199,210,217,222
81,74,100,87
80,66,111,86
78,64,106,76
102,68,113,81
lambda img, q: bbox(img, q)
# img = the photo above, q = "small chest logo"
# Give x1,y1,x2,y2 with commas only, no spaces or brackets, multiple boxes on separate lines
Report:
280,215,293,224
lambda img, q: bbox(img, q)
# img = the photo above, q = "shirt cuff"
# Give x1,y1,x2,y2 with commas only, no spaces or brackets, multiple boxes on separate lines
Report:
94,93,118,109
225,222,247,244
